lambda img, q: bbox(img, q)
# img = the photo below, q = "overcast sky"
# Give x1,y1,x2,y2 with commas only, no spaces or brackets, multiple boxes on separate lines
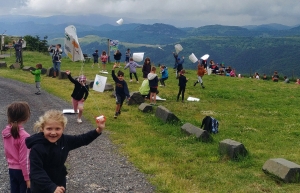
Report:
0,0,299,27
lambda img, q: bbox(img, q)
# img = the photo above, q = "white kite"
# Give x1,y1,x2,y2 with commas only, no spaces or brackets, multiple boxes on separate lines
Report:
116,18,124,25
187,96,200,102
175,44,183,53
93,75,107,93
64,25,84,61
189,53,198,63
133,52,144,62
201,54,210,60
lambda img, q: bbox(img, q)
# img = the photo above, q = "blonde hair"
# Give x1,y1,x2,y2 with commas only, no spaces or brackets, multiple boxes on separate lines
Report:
34,110,67,132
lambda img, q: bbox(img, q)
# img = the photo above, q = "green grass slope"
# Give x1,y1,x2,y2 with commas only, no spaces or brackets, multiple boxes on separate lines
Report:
1,51,300,193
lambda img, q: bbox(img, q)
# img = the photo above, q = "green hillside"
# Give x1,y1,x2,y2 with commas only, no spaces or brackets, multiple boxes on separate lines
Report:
1,51,300,192
53,35,300,77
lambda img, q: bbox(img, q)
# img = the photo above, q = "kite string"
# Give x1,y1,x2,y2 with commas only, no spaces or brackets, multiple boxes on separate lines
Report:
79,59,102,117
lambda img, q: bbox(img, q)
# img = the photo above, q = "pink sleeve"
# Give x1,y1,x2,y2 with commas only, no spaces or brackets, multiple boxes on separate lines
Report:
19,133,30,181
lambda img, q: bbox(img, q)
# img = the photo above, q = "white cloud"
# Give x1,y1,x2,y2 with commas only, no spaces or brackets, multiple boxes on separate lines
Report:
1,0,300,26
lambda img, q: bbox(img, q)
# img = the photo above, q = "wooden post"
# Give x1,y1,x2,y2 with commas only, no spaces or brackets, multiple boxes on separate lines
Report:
107,39,110,63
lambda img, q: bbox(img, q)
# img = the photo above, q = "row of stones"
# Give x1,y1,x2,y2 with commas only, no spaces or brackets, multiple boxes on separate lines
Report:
138,103,300,183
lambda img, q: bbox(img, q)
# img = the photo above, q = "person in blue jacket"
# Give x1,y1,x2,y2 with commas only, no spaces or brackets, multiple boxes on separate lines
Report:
159,65,168,87
25,110,105,193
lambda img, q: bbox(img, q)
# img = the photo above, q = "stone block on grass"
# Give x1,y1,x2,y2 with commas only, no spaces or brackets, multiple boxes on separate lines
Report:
219,139,247,160
41,68,47,74
104,83,114,91
262,158,300,183
58,71,68,79
139,103,153,112
86,80,94,88
0,61,7,68
128,92,145,105
155,105,180,123
181,123,211,142
46,67,54,77
9,63,20,69
22,66,35,71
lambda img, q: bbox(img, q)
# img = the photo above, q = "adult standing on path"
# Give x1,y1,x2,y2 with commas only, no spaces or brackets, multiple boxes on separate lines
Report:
0,77,154,193
13,39,23,63
48,44,63,78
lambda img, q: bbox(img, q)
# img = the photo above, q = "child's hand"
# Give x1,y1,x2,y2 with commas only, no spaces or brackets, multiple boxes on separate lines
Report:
65,70,70,75
96,116,106,134
54,186,65,193
182,56,185,59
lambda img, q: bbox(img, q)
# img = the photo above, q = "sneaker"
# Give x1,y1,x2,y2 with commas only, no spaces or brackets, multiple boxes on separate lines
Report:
77,118,82,123
35,92,41,95
129,79,133,82
136,81,139,83
118,111,121,115
114,112,119,118
159,85,164,87
194,82,197,86
52,76,56,78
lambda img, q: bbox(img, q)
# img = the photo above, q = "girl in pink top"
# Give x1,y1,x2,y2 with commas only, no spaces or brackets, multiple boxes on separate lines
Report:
2,102,31,193
100,51,109,72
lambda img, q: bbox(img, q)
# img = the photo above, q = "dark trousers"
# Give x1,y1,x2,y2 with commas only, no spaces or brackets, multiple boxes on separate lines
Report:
9,169,31,193
177,86,185,101
159,77,168,86
130,73,138,81
16,51,21,63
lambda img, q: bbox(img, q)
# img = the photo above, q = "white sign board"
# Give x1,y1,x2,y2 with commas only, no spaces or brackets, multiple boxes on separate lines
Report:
93,75,107,93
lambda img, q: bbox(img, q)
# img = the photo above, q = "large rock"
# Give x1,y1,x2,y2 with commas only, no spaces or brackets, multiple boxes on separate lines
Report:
262,158,300,183
0,61,7,68
104,83,114,91
58,71,68,79
219,139,247,160
86,80,94,88
9,63,20,69
128,92,145,105
22,66,35,71
155,105,180,123
181,123,211,142
138,103,153,112
41,68,47,75
46,67,54,77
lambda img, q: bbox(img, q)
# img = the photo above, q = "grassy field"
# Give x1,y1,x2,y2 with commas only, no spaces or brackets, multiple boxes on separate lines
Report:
1,51,300,193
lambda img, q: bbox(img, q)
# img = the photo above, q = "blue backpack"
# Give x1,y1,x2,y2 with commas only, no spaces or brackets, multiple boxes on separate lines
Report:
201,116,219,134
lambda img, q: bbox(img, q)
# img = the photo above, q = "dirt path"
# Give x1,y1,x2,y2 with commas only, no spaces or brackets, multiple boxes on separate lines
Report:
0,76,154,193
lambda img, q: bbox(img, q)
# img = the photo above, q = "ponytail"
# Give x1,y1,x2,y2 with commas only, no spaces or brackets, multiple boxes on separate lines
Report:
10,121,20,139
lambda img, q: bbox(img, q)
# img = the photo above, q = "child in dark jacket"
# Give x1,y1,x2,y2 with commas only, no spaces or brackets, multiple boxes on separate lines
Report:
25,110,105,193
148,66,159,105
177,69,188,102
142,57,151,79
112,64,130,118
92,50,99,68
65,70,89,123
176,56,184,78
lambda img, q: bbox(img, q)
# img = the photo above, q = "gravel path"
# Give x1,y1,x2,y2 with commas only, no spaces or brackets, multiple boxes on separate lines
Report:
0,76,155,193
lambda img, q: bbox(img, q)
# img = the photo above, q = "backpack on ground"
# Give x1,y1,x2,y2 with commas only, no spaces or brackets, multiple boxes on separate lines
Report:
201,116,219,134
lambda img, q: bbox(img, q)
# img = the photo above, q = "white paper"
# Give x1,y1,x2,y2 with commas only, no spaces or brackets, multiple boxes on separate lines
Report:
63,109,79,114
93,75,107,92
187,96,200,102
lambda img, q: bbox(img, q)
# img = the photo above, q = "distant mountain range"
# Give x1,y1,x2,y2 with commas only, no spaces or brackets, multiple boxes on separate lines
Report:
1,14,300,76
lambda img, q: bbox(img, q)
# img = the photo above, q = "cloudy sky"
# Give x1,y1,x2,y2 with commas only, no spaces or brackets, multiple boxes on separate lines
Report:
0,0,299,27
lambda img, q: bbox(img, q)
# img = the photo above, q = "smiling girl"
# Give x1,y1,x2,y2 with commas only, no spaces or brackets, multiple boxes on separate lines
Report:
25,110,105,193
